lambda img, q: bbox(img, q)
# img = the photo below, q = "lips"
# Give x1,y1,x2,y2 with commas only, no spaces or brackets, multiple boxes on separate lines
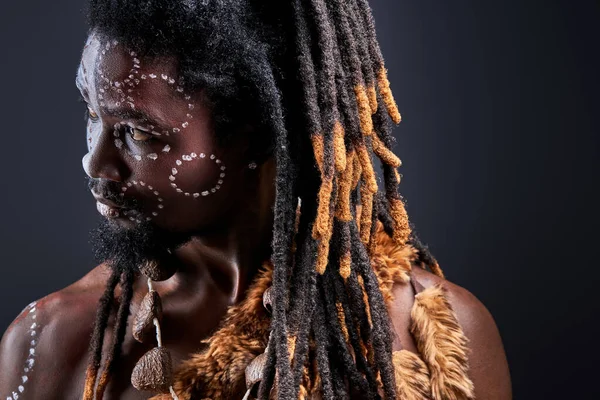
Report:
96,201,121,218
92,192,125,219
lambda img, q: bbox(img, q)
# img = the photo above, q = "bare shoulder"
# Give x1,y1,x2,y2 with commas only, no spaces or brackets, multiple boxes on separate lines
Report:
390,267,513,400
0,264,112,399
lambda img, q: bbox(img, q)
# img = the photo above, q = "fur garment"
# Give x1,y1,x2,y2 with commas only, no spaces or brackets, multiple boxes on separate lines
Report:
149,221,474,399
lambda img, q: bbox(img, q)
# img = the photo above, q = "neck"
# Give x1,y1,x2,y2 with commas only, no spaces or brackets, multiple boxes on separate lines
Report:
155,158,277,304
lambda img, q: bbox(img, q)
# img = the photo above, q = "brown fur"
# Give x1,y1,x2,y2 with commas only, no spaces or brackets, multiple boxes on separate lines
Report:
150,266,273,400
370,221,416,305
410,285,475,400
393,350,433,400
149,222,474,400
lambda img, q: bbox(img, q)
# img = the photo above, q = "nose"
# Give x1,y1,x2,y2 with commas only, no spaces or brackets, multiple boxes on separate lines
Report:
82,126,128,182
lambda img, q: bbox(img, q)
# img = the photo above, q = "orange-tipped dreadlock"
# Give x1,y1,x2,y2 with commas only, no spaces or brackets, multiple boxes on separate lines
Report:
82,266,121,400
335,148,354,281
354,0,402,124
333,121,347,173
377,68,402,124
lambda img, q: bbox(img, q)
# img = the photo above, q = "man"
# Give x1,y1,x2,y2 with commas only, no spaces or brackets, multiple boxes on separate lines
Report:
0,0,511,398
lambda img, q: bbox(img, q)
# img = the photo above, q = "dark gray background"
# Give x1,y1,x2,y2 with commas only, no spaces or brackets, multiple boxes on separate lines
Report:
1,1,598,398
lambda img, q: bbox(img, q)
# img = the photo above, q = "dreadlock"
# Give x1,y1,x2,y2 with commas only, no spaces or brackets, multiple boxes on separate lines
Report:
83,266,135,400
82,0,445,398
82,267,120,399
94,268,135,398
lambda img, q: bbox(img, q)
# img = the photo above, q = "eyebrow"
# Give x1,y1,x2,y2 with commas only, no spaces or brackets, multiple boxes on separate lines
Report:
74,71,168,133
103,106,166,133
75,75,87,98
75,64,87,93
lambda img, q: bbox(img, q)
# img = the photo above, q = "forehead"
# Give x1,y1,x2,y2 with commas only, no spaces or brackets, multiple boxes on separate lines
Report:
77,33,180,93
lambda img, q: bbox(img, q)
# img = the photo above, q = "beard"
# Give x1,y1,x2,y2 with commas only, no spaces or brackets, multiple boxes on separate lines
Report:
90,219,192,277
88,177,192,277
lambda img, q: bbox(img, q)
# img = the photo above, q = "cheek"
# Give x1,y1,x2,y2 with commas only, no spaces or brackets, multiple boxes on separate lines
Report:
168,152,226,198
86,120,100,151
122,146,230,227
86,122,93,151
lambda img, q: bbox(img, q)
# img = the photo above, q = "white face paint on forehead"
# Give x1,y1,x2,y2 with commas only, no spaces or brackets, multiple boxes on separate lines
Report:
82,37,227,225
78,51,97,154
4,301,40,400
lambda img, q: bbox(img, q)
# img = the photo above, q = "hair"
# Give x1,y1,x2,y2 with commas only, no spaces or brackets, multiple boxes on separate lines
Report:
82,0,445,398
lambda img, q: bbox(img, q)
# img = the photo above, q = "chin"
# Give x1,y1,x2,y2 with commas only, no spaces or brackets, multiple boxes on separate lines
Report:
90,217,192,273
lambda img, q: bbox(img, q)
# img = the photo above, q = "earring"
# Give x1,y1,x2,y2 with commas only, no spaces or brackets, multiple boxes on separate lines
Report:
248,162,257,170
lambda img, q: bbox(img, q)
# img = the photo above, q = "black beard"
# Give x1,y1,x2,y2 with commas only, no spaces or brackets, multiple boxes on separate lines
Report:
90,218,192,276
87,176,192,276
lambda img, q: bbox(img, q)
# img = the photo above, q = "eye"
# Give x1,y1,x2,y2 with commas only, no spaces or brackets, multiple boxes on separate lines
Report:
78,96,98,122
126,126,153,142
87,105,99,121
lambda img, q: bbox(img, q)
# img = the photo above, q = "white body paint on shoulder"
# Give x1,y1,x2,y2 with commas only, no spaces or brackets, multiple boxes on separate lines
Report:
6,301,40,400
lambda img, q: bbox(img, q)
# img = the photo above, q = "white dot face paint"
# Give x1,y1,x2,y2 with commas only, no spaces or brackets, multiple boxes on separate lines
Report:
120,181,163,222
89,39,195,169
167,153,225,198
79,33,241,230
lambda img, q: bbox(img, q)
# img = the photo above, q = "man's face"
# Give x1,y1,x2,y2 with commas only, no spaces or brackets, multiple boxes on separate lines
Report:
77,32,246,235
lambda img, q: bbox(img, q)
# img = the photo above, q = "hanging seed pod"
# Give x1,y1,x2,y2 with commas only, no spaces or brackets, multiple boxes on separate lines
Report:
262,286,273,315
245,352,268,398
133,290,163,343
131,347,174,393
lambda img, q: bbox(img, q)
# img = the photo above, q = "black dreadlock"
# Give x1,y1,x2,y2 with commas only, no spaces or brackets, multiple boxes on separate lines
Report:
82,266,120,398
82,0,445,398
